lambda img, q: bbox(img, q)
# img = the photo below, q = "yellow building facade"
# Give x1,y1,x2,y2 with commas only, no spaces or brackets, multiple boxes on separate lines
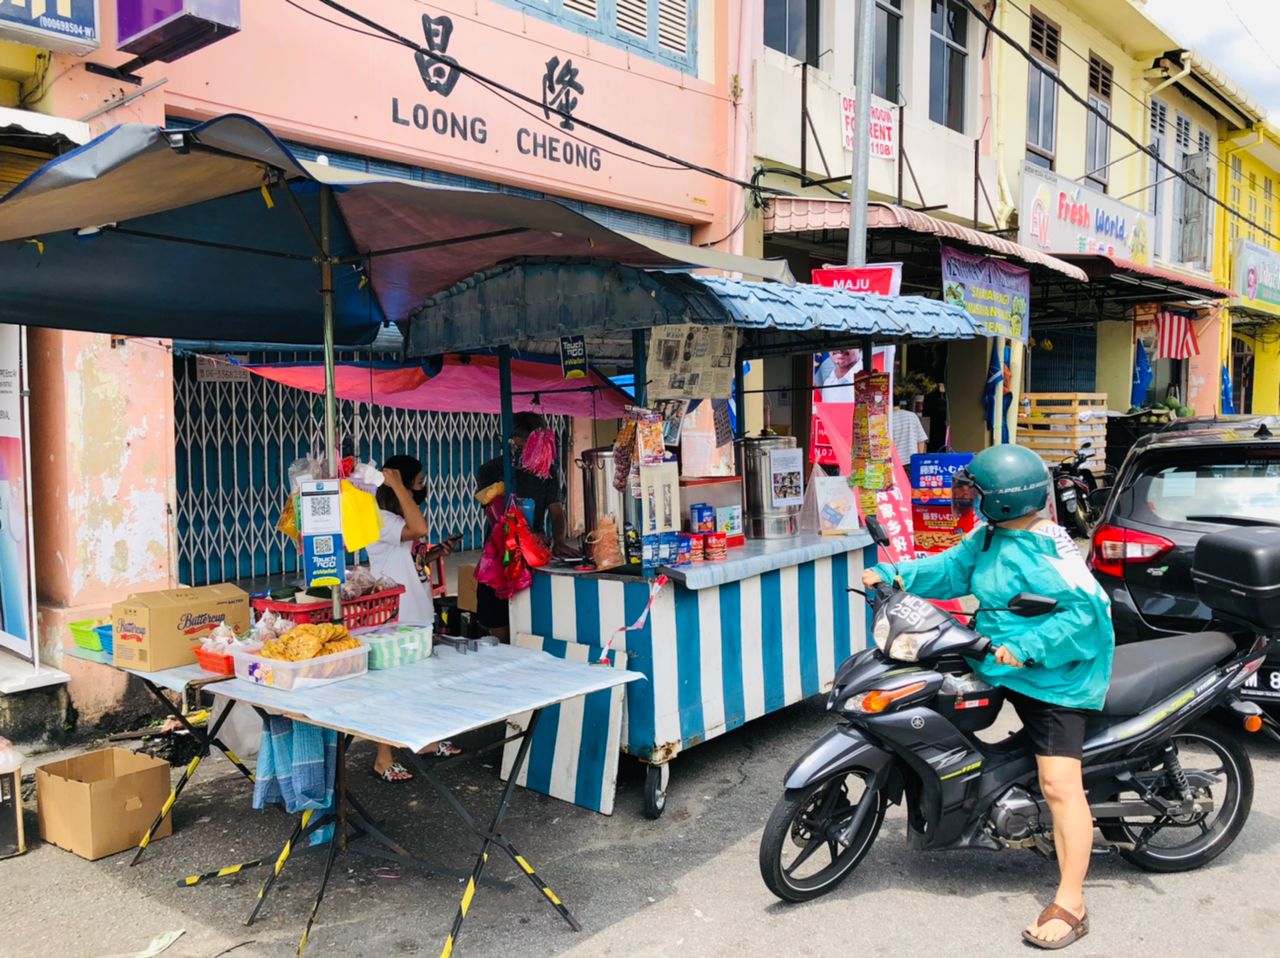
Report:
991,0,1255,419
1218,124,1280,415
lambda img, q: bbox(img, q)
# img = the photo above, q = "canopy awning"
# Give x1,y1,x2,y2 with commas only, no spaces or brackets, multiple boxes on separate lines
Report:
0,114,793,346
405,259,978,358
763,197,1089,283
1057,254,1233,301
241,354,631,419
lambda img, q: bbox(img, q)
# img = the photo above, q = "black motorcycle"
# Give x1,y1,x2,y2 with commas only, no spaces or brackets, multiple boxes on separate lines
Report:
1051,442,1102,539
758,521,1274,903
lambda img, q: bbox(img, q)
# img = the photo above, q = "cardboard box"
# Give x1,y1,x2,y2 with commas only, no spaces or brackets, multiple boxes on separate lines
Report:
456,564,478,613
36,748,172,860
113,584,249,672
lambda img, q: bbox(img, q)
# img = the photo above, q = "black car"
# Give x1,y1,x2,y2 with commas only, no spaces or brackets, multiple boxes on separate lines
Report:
1089,423,1280,706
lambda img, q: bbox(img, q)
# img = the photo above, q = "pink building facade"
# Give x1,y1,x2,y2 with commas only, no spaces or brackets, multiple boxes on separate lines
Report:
3,0,743,726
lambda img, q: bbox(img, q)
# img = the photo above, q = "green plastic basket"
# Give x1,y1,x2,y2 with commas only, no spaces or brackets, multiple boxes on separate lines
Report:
69,618,104,652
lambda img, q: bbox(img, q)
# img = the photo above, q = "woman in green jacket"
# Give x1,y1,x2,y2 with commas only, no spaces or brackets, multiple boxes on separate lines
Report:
863,443,1113,950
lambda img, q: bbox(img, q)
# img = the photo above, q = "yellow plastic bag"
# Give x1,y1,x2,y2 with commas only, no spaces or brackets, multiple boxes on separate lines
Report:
340,480,382,552
276,494,300,546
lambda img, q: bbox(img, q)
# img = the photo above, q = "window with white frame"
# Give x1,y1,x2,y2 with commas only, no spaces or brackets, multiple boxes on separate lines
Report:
930,0,969,133
764,0,820,65
1025,10,1059,168
1149,100,1168,259
875,0,904,102
1085,53,1112,189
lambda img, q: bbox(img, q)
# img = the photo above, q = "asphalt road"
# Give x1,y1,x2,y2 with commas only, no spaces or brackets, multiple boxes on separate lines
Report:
8,700,1279,958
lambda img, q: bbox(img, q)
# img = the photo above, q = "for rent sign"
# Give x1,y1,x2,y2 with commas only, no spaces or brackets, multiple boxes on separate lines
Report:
840,94,897,160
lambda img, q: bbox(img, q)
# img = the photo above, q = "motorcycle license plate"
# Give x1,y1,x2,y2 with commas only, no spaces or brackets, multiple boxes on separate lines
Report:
1059,488,1076,502
1241,666,1280,700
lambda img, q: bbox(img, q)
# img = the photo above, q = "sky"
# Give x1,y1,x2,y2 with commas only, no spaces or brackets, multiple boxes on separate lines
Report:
1146,0,1280,119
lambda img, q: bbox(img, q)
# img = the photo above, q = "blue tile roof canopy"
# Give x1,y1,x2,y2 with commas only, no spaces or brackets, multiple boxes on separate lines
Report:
405,259,979,357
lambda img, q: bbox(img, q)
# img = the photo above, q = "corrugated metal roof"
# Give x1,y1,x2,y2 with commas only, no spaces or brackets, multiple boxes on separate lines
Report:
691,276,979,339
764,198,1089,283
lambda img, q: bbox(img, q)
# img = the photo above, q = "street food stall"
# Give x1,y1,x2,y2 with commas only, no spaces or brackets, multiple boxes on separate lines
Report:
406,266,981,816
0,114,793,953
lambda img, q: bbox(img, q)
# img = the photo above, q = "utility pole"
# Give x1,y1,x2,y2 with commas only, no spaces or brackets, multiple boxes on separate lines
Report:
847,0,876,268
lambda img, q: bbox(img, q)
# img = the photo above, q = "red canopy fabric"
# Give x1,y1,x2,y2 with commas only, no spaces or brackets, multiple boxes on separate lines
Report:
244,355,629,419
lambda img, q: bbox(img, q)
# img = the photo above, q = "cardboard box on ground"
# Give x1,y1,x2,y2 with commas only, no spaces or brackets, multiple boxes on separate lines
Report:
457,564,479,613
113,584,250,672
36,748,173,860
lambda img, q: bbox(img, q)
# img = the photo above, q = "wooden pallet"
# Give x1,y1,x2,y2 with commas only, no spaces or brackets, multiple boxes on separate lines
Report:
1018,393,1109,469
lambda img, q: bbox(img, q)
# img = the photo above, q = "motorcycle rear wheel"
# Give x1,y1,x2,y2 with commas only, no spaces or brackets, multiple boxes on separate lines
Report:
1099,723,1253,873
759,770,886,902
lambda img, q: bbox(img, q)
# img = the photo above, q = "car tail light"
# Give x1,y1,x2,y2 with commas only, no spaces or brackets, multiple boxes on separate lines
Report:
1089,525,1175,578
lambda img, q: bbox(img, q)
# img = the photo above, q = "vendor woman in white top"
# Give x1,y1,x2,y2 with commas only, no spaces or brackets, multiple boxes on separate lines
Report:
366,455,460,782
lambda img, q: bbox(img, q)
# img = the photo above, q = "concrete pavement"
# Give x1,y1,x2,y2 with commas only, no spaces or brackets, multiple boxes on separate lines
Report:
7,699,1279,958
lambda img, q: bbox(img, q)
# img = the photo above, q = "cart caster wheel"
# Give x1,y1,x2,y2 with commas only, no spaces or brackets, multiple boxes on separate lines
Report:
643,764,669,820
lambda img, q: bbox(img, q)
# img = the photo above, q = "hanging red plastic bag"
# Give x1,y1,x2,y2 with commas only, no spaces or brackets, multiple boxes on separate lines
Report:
475,500,550,599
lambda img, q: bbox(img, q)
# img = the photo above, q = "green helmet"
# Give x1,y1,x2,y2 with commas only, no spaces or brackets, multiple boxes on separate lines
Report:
954,444,1050,523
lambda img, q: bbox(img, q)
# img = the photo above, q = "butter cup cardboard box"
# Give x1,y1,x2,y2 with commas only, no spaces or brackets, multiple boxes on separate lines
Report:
36,748,172,860
113,583,249,672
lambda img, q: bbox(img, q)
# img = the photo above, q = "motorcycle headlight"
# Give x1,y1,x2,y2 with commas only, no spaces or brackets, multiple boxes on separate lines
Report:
872,613,891,650
888,629,939,662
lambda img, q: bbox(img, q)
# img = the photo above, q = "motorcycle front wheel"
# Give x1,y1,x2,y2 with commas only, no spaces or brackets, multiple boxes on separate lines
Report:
759,769,886,902
1099,722,1253,873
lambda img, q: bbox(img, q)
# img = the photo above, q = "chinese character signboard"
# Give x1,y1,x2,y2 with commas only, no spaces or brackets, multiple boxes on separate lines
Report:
1019,160,1153,264
1232,238,1280,317
940,245,1031,342
840,94,897,159
542,56,584,130
0,0,98,54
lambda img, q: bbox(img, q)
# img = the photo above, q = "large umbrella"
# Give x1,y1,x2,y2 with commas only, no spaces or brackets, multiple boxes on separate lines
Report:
0,113,791,616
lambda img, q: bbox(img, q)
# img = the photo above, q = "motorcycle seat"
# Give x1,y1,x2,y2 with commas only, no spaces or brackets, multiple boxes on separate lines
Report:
1101,632,1237,716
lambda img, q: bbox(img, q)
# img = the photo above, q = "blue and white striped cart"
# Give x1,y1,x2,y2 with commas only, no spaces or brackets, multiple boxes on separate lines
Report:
504,533,873,817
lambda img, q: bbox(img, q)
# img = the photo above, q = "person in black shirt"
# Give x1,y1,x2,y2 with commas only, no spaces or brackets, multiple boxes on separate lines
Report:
474,412,577,639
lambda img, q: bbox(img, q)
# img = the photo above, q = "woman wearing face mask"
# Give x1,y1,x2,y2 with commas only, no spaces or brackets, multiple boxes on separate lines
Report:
366,454,458,781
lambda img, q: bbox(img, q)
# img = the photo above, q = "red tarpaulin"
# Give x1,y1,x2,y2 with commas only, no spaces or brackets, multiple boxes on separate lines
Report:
243,355,631,419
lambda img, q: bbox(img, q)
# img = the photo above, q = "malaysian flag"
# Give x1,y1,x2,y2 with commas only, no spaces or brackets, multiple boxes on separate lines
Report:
1155,310,1200,361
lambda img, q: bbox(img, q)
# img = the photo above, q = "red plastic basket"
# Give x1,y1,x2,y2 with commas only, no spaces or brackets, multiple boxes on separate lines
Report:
194,647,236,676
251,585,405,631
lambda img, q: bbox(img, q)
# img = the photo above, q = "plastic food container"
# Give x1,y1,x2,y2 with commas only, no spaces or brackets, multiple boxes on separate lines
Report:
194,647,236,676
231,644,368,691
93,624,115,657
359,622,433,670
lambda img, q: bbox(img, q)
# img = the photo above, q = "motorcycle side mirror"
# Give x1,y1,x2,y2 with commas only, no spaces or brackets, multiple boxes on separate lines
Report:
865,515,891,549
1080,441,1093,450
1008,592,1058,617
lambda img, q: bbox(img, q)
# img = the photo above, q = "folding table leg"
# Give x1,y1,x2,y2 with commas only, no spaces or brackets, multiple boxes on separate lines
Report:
296,810,343,958
425,708,580,958
244,808,321,926
131,693,240,866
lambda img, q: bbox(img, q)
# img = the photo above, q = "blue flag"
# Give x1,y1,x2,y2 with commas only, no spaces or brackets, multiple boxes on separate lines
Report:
983,341,1012,443
1222,364,1237,414
1131,340,1153,409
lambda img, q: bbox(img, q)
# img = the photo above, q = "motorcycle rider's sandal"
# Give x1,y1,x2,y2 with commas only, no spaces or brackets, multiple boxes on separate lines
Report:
1021,903,1088,950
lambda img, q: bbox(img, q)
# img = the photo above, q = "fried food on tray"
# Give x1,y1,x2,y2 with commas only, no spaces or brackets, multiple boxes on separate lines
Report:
259,622,357,661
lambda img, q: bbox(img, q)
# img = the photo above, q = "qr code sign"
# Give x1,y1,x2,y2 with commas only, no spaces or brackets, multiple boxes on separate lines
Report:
310,497,333,517
314,535,335,555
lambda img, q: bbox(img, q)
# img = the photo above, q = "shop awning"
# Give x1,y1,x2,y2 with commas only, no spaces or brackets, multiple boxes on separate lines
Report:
405,259,978,357
1057,254,1233,301
241,354,631,419
764,197,1088,283
0,114,793,346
